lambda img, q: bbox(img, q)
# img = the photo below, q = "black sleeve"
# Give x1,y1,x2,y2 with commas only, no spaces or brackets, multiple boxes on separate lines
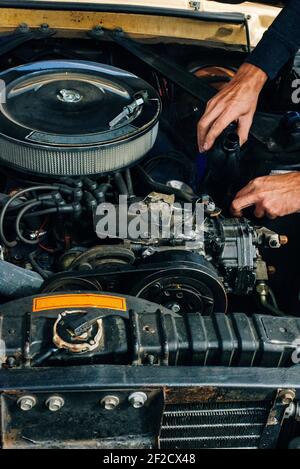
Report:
245,0,300,79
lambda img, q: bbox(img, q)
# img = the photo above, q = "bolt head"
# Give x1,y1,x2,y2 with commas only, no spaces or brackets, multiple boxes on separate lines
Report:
279,389,296,405
206,202,216,213
46,396,65,412
128,392,148,409
170,303,181,313
101,395,120,410
17,395,36,411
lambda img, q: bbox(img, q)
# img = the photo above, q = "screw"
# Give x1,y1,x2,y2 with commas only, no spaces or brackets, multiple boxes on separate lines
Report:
114,27,124,37
128,392,148,409
45,395,65,412
170,303,181,313
279,389,296,405
206,202,216,213
40,23,49,31
189,1,200,11
101,395,120,410
92,25,104,37
6,356,16,368
17,395,36,411
18,23,30,33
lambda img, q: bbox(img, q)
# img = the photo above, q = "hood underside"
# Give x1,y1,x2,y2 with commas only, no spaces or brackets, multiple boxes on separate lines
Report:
0,1,282,50
2,0,281,7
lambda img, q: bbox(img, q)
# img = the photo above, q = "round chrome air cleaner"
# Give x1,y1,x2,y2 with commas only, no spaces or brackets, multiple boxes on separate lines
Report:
0,60,161,176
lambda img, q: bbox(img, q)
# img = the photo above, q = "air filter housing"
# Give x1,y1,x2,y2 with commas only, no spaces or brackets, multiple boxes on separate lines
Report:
0,60,161,177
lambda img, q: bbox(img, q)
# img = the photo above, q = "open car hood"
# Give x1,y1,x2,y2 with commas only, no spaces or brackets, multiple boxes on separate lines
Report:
3,0,282,9
6,0,281,7
0,1,282,50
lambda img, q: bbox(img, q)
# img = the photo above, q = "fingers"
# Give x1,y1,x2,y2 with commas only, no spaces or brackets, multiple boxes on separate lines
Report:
234,178,262,199
231,192,259,217
237,113,253,146
197,100,254,152
197,101,235,151
197,99,223,151
231,180,279,219
254,204,265,218
235,176,272,199
204,111,238,151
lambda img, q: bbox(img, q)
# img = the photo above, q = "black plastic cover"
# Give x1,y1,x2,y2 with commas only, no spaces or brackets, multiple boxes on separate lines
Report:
0,293,299,368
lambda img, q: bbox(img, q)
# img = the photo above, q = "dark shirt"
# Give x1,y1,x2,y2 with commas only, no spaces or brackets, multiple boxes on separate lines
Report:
246,0,300,79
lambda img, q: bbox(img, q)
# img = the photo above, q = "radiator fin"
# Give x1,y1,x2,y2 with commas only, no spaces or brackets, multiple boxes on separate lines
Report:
160,401,271,449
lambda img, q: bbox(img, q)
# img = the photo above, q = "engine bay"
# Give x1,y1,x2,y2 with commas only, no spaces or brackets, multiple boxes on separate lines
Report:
0,35,299,371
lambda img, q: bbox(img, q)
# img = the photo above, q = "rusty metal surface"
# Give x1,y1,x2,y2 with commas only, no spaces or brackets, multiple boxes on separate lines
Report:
3,434,153,449
164,386,276,404
1,366,300,449
1,389,163,449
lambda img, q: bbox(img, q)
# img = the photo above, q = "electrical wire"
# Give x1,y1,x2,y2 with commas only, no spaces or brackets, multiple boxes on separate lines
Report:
15,201,43,245
23,207,59,219
0,185,59,247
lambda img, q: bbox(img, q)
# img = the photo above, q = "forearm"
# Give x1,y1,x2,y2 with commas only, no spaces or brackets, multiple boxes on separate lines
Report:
246,0,300,79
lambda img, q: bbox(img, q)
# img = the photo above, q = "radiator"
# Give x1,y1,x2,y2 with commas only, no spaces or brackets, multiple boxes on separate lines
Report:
159,401,272,449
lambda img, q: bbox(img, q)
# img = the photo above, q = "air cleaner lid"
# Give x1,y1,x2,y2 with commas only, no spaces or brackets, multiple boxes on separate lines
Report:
0,60,161,147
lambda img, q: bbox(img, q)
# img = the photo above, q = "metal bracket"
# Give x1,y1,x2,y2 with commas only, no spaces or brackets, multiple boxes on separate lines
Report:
16,22,56,38
0,23,56,57
259,388,296,448
87,25,105,39
189,1,201,11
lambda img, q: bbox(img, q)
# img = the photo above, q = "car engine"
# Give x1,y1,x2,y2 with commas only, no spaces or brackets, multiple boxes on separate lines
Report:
0,53,296,360
0,57,289,312
0,31,299,449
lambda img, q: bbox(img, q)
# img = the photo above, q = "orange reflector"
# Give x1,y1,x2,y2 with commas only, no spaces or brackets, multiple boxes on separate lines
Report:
32,294,127,312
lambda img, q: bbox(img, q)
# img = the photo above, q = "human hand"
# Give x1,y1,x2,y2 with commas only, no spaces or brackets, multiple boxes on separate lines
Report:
231,172,300,219
197,63,267,152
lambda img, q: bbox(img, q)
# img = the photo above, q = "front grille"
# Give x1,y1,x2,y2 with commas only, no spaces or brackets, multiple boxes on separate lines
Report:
159,401,271,449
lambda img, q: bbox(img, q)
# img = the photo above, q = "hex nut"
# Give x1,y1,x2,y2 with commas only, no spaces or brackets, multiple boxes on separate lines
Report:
101,395,120,410
128,392,148,409
279,389,296,405
45,395,65,412
17,395,37,411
